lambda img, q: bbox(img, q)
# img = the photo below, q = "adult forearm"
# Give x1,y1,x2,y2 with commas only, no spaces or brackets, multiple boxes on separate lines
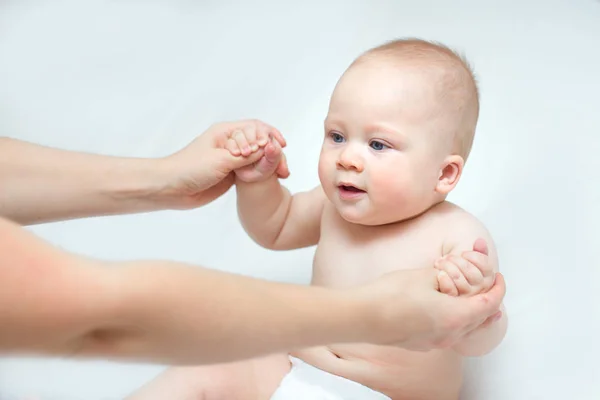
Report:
0,216,368,364
236,177,292,248
77,260,368,365
0,137,170,225
0,216,123,356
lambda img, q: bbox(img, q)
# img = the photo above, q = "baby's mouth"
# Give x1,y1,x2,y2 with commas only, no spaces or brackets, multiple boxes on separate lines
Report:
340,185,365,193
338,183,366,200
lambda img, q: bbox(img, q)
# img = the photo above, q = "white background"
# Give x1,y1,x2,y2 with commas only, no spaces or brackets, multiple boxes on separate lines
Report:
0,0,598,399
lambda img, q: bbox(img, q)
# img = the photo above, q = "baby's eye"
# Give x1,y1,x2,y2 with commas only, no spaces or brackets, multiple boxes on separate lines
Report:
330,132,345,143
369,140,389,151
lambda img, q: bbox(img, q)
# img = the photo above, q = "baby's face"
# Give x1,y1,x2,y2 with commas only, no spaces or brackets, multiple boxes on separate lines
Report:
318,61,453,225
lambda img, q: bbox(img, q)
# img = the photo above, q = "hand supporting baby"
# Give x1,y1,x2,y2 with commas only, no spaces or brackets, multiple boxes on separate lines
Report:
435,239,505,353
224,123,289,182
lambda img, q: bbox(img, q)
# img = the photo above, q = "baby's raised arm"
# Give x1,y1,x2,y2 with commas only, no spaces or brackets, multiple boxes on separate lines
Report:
227,126,327,250
237,180,326,250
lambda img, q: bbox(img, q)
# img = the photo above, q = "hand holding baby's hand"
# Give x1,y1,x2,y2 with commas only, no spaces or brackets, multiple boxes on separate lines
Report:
225,124,289,183
435,238,495,297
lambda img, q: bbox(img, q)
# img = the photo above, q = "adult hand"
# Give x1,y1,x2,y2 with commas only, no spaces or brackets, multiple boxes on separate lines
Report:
157,120,289,209
358,265,505,351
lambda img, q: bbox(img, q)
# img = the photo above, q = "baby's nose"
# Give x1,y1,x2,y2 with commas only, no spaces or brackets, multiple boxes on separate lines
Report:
336,149,364,172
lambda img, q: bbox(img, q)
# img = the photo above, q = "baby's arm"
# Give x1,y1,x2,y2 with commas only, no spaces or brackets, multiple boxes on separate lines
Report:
437,221,508,357
237,179,326,250
228,128,327,250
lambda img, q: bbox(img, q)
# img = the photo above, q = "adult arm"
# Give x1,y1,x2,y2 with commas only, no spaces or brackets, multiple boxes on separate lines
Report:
0,216,505,364
0,216,360,364
0,120,287,225
0,137,174,225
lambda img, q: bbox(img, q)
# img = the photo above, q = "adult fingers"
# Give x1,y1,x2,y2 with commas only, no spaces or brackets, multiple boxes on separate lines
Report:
242,124,259,152
271,129,287,148
255,120,286,148
464,273,506,320
225,138,241,156
232,130,251,156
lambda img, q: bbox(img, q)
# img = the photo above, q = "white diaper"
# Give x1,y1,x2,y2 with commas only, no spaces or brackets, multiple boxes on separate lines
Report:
270,356,391,400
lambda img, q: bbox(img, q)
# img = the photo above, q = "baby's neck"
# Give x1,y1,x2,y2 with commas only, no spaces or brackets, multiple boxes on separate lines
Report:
345,199,448,229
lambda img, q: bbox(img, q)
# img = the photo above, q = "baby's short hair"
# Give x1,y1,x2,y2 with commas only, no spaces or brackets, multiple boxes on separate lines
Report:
352,38,480,161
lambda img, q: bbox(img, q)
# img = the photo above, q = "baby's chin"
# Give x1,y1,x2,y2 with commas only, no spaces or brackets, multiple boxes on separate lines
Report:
335,207,401,227
335,200,435,226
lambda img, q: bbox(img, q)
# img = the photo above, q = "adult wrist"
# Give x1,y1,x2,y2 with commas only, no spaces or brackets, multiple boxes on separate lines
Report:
104,157,174,212
318,287,387,345
345,284,410,346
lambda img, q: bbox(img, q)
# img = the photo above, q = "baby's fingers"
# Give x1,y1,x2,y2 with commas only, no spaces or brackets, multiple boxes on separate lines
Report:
276,152,290,179
447,255,484,286
437,270,459,296
462,251,494,277
252,140,282,177
264,138,282,163
435,257,472,295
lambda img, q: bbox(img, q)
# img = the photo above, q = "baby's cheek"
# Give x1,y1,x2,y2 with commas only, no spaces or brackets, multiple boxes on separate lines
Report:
370,170,410,203
317,159,330,185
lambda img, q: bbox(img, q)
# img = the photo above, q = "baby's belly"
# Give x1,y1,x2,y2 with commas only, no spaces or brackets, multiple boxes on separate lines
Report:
292,344,463,400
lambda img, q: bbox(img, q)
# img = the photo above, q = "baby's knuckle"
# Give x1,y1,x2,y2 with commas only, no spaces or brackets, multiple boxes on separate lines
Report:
450,270,462,280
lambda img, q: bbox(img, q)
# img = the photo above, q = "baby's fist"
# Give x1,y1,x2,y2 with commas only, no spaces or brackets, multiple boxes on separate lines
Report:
435,239,495,297
225,124,289,183
234,137,288,183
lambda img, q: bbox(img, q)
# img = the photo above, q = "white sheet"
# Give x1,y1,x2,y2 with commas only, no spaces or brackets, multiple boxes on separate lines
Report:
0,1,598,399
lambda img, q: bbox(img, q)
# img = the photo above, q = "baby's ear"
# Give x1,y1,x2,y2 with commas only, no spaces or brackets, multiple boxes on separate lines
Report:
435,155,464,195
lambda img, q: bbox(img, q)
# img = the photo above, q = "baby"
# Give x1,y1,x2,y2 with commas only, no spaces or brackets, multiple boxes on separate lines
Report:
221,38,507,400
136,38,508,400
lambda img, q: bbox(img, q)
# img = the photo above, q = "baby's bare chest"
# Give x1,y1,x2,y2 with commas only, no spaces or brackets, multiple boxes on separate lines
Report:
311,209,447,288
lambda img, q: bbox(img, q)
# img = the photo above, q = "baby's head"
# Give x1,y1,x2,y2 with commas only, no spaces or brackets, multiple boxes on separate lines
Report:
318,38,480,225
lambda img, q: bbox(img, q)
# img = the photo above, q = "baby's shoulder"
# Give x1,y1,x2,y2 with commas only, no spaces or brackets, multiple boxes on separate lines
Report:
426,202,495,255
427,201,487,228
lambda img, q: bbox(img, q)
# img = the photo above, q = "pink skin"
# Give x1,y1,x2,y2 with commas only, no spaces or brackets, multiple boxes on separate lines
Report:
315,62,460,227
223,122,290,182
